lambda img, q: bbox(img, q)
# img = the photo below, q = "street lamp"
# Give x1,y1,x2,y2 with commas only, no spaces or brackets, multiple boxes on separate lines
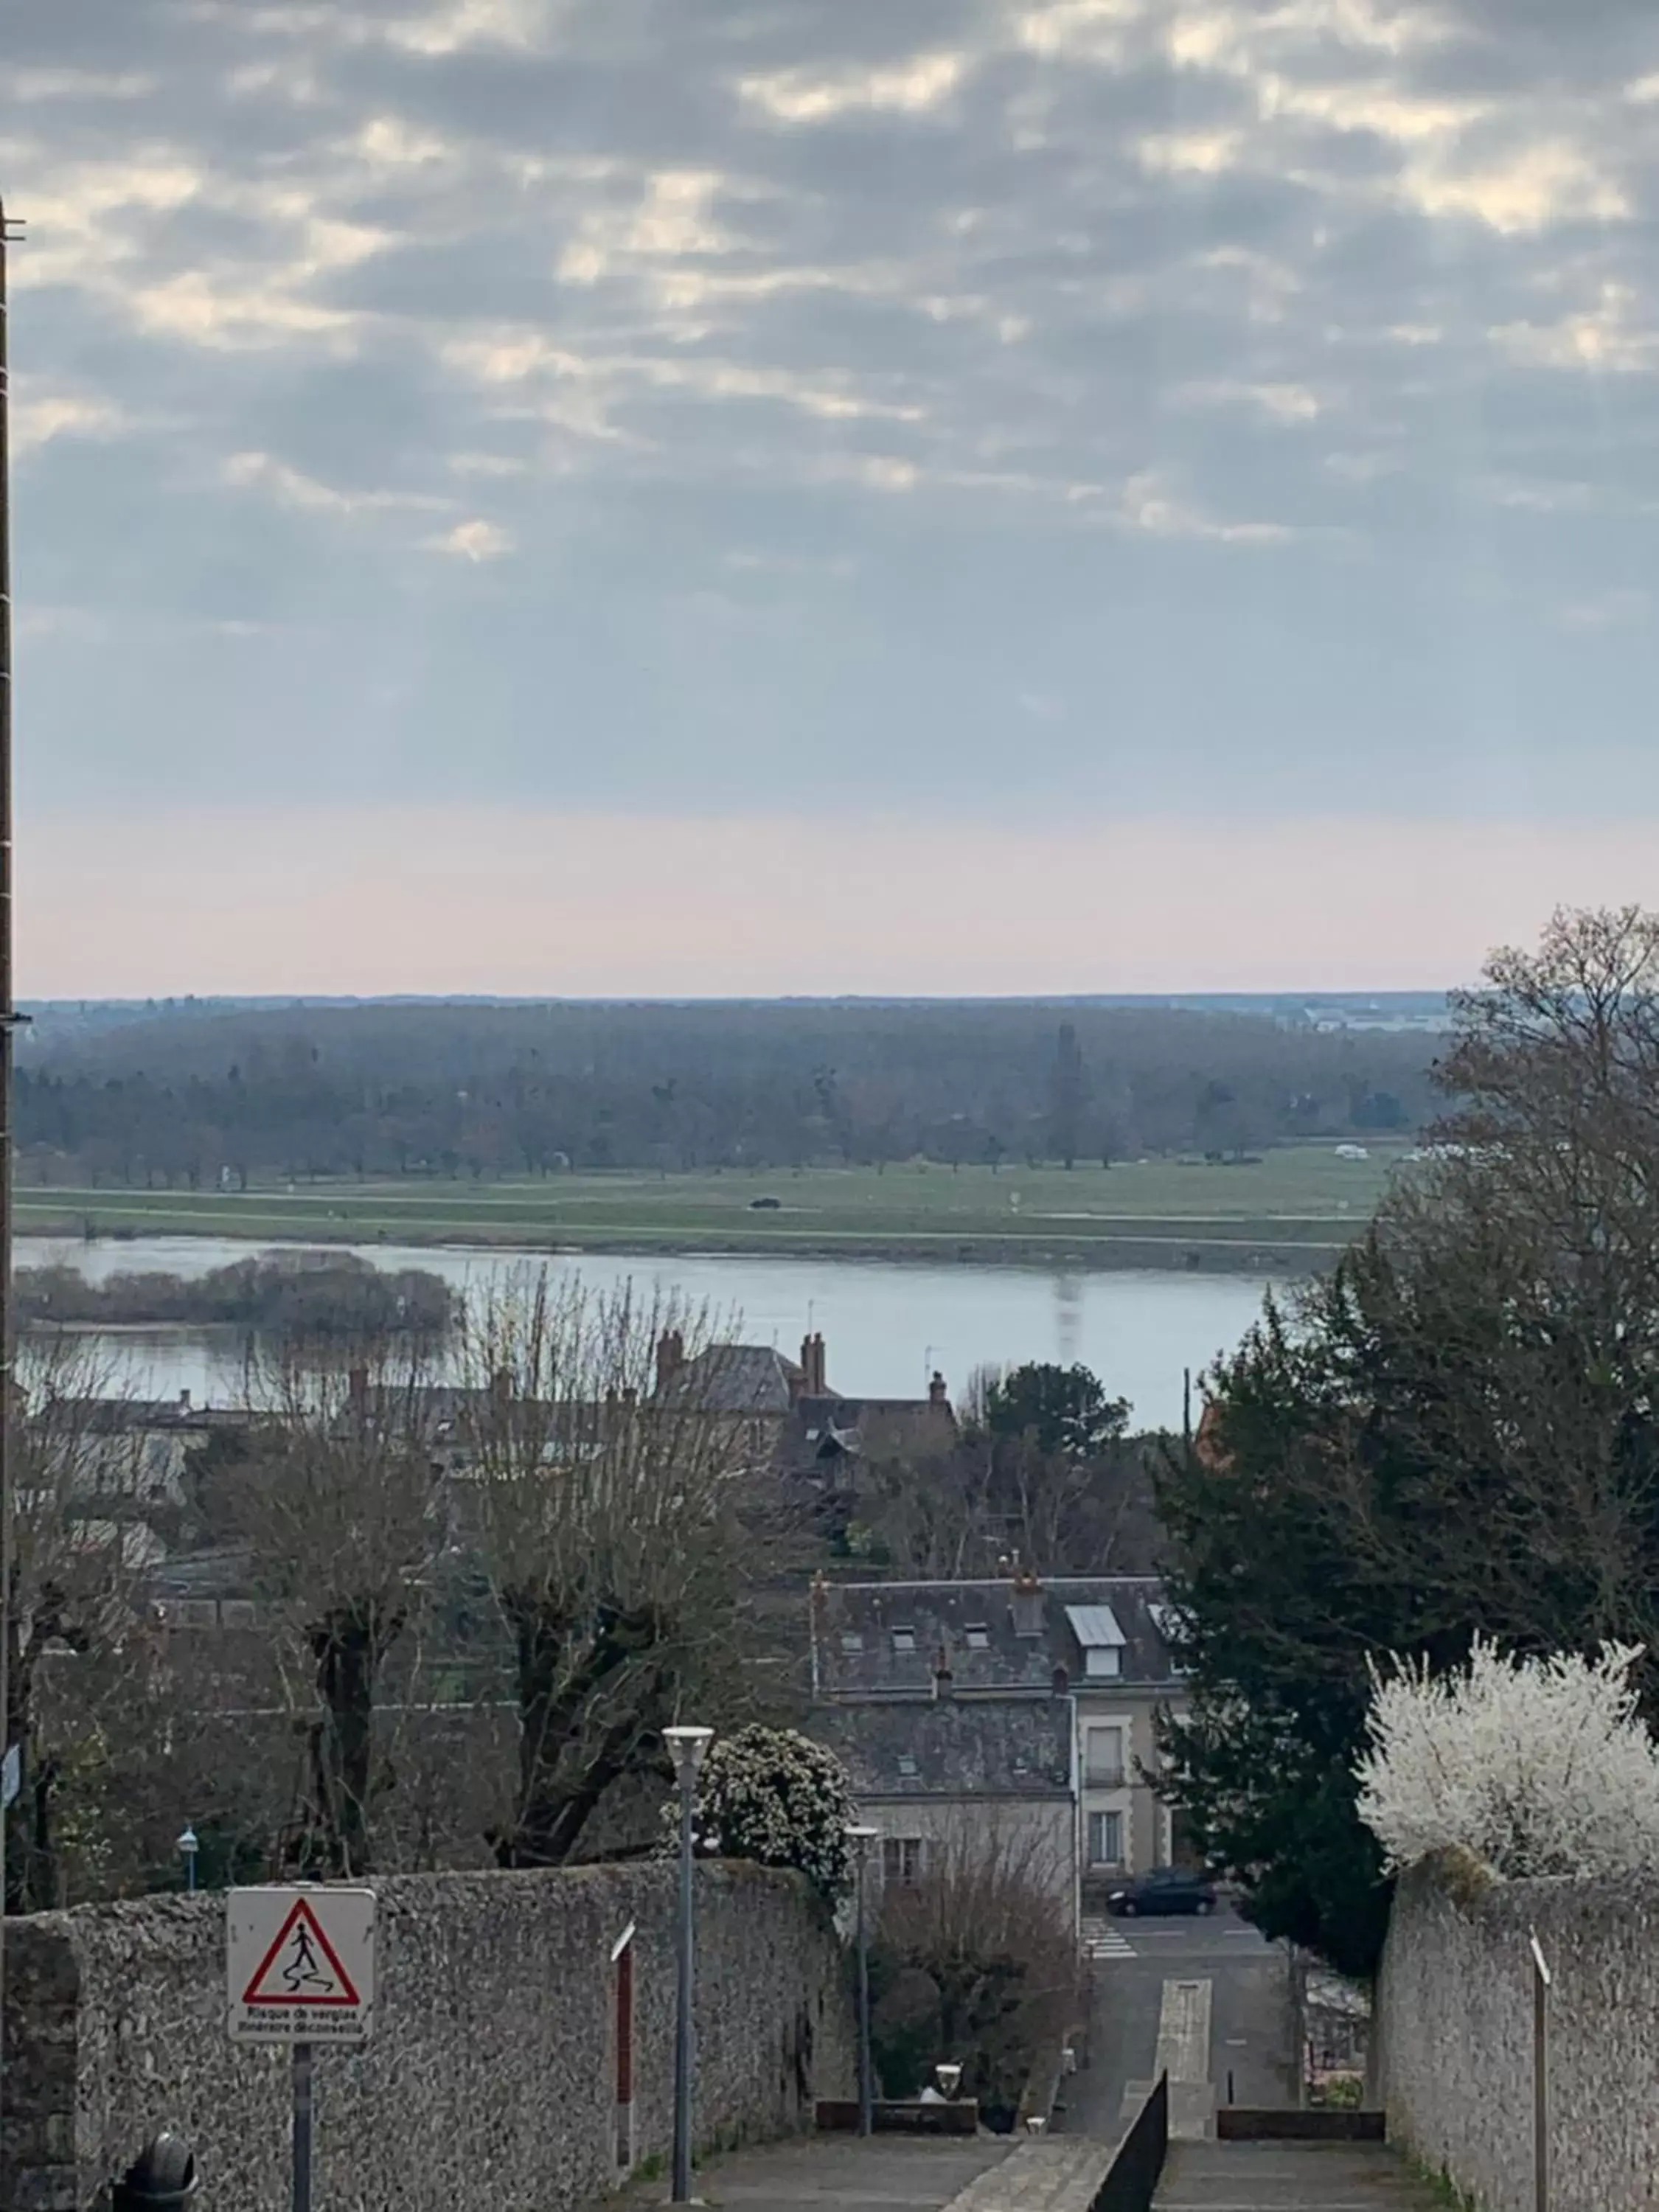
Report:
846,1825,879,2135
175,1825,198,1895
664,1725,714,2205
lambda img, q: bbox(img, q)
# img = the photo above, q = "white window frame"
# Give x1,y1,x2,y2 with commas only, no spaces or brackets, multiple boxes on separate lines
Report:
1084,1725,1124,1787
1087,1810,1124,1868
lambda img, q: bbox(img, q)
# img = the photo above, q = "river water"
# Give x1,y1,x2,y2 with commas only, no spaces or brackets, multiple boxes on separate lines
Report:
20,1235,1281,1431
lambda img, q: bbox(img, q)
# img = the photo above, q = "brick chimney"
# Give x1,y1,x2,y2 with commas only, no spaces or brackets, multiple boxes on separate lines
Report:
928,1371,948,1408
932,1646,954,1700
1011,1569,1045,1639
799,1332,827,1397
655,1329,686,1394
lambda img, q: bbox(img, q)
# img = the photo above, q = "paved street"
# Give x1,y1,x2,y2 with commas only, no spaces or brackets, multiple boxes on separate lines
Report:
1060,1906,1295,2139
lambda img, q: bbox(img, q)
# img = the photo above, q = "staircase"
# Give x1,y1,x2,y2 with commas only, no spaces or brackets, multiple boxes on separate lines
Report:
1156,2139,1440,2207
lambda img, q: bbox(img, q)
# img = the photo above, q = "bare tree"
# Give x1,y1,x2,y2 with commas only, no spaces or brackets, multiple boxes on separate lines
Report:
457,1273,770,1868
5,1335,156,1907
872,1813,1083,2118
233,1333,442,1877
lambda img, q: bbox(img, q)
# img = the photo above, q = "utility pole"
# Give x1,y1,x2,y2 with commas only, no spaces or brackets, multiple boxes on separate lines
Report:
0,190,24,2067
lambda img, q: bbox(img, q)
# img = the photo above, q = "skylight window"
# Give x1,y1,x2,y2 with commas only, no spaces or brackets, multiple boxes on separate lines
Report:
891,1626,917,1653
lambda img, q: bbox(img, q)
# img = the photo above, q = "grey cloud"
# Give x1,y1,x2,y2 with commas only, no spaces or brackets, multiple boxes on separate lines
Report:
4,0,1659,825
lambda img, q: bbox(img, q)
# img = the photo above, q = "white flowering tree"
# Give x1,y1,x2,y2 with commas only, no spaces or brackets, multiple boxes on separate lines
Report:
1355,1637,1659,1879
685,1725,855,1901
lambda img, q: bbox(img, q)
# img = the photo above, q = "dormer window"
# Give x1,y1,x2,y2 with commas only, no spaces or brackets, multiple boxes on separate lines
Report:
897,1754,919,1778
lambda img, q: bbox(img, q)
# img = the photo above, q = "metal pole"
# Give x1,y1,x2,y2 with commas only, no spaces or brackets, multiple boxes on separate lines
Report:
672,1764,695,2203
1530,1933,1551,2212
856,1848,873,2136
0,188,21,2101
292,2040,314,2212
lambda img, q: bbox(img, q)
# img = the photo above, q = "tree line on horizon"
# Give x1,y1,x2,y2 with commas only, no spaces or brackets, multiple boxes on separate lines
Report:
14,999,1434,1189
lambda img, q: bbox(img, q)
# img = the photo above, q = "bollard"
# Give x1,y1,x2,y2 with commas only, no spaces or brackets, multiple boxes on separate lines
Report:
112,2132,199,2211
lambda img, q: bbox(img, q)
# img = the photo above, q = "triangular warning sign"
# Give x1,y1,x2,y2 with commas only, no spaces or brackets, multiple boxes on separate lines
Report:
241,1899,362,2008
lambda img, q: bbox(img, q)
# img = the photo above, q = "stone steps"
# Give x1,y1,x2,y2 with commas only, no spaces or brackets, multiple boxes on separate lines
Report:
942,2136,1117,2211
1155,2140,1441,2208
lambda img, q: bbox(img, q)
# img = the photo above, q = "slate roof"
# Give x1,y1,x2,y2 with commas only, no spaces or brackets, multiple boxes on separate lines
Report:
811,1576,1183,1698
807,1695,1073,1799
776,1394,957,1475
664,1344,805,1415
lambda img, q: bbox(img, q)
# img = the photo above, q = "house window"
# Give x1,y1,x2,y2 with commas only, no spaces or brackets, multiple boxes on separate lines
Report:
1087,1811,1124,1867
840,1632,863,1653
883,1837,925,1886
964,1623,990,1649
1085,1646,1121,1679
1085,1726,1124,1787
891,1627,917,1654
897,1754,919,1778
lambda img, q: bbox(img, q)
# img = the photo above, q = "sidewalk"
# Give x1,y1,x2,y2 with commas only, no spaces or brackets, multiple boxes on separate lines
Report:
598,2133,1014,2212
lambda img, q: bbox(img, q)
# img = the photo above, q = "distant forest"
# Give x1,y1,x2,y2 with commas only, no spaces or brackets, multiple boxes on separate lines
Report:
15,1001,1441,1188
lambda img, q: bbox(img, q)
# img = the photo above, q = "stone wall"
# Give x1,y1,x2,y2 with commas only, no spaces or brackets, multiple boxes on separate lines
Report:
1,1861,855,2212
1375,1849,1659,2212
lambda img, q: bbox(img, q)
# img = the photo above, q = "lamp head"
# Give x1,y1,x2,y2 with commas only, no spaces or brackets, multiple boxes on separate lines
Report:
663,1724,715,1779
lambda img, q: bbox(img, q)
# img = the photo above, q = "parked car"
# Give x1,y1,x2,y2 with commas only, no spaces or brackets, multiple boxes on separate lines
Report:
1104,1868,1217,1917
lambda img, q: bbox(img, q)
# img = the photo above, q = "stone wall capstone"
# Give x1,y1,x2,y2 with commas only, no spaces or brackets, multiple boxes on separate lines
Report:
1,1860,855,2212
1376,1849,1659,2212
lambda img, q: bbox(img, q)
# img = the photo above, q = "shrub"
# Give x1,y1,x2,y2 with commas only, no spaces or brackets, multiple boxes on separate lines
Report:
1356,1637,1659,1879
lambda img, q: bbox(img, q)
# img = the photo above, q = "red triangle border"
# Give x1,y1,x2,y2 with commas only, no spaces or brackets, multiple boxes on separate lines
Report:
241,1898,364,2008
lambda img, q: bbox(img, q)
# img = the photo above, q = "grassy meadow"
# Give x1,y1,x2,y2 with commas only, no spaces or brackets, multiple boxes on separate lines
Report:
15,1144,1414,1270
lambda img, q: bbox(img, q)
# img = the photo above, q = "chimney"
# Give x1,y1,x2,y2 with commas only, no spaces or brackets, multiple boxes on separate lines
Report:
655,1329,685,1395
177,1388,192,1413
347,1366,369,1419
812,1332,827,1396
490,1366,512,1413
799,1337,815,1399
932,1647,954,1700
1051,1664,1070,1698
928,1371,947,1408
1011,1569,1044,1639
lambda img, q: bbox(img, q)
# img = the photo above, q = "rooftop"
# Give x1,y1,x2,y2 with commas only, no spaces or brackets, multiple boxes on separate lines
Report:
811,1575,1183,1699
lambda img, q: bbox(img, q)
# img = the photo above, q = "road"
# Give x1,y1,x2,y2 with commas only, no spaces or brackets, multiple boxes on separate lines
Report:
1058,1906,1295,2140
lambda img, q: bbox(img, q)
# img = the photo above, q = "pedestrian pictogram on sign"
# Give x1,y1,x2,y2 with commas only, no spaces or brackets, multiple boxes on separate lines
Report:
242,1899,361,2008
227,1887,375,2045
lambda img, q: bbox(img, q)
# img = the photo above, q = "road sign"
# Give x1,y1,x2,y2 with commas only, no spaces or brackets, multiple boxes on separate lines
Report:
227,1888,375,2045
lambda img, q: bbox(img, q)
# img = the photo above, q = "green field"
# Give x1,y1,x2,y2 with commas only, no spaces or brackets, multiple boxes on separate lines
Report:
15,1145,1413,1271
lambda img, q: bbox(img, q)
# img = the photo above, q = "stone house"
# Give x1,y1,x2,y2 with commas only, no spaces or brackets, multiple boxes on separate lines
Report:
807,1695,1077,1931
807,1571,1190,1910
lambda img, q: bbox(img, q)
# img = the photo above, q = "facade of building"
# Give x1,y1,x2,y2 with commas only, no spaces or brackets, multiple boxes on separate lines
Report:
807,1571,1190,1916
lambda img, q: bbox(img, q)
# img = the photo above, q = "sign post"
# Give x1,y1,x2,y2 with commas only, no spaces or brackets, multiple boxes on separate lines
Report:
228,1888,375,2212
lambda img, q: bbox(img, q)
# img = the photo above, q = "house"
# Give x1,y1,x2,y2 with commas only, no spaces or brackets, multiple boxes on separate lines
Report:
807,1571,1190,1905
809,1694,1076,1926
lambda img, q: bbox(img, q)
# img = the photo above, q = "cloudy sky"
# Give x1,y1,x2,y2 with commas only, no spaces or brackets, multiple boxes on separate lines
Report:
7,0,1659,995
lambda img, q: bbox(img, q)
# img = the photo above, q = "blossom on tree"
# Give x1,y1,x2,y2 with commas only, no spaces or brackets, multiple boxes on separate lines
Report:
1355,1636,1659,1879
672,1725,856,1901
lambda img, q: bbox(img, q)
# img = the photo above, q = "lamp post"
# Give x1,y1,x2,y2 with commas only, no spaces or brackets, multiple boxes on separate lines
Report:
176,1825,199,1894
664,1725,714,2205
846,1825,879,2135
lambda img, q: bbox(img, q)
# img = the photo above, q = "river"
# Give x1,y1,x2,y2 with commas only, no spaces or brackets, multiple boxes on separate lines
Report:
20,1235,1281,1432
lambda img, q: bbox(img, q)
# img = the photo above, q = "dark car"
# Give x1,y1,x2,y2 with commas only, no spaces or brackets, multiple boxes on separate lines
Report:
1104,1867,1217,1917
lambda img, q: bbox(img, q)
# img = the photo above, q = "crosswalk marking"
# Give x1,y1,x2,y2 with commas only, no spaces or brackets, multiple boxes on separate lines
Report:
1082,1918,1137,1960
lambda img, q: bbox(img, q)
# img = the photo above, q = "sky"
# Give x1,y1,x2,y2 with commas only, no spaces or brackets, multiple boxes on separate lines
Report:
7,0,1659,995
